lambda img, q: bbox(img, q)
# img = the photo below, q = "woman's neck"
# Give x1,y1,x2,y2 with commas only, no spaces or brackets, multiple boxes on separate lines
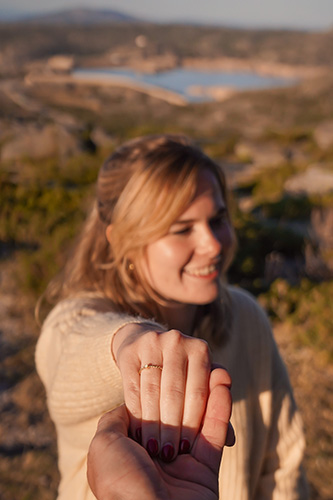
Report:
158,303,198,336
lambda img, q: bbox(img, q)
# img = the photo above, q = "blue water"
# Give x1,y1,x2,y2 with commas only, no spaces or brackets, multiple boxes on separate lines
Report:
74,67,297,102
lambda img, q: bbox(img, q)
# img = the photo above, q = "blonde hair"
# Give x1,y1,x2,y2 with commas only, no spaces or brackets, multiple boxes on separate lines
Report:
42,134,235,343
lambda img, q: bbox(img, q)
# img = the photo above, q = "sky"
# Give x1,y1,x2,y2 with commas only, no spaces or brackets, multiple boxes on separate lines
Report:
0,0,333,30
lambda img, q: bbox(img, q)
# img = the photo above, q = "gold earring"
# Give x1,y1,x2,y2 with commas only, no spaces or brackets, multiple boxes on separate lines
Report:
128,262,135,271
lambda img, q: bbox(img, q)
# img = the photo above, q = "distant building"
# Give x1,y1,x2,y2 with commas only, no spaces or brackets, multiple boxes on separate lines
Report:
47,55,75,74
135,35,148,48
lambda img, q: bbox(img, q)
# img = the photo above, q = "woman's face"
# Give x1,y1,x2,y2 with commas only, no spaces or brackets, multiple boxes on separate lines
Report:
140,168,234,306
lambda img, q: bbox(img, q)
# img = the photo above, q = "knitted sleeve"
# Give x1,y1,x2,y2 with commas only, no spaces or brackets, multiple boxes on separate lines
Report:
257,333,309,500
35,295,161,426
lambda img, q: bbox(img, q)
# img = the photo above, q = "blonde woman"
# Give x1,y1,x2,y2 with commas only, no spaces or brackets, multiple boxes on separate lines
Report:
36,135,308,499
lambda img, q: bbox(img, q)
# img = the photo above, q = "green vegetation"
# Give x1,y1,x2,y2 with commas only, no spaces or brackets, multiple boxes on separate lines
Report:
251,163,299,203
229,207,305,290
1,133,331,301
0,153,101,295
258,194,313,220
261,127,315,147
260,279,333,364
203,133,240,159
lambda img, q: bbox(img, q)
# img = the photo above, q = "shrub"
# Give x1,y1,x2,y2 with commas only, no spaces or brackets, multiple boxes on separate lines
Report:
258,194,313,220
0,154,97,296
228,208,304,289
259,279,333,364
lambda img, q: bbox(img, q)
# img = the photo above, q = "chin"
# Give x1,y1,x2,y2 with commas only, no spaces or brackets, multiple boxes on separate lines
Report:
192,290,219,305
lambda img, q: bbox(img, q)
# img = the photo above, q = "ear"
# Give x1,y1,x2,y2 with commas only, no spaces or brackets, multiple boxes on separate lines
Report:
105,224,113,244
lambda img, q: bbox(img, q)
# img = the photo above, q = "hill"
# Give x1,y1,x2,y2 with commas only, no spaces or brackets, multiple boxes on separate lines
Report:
0,21,333,80
0,7,141,25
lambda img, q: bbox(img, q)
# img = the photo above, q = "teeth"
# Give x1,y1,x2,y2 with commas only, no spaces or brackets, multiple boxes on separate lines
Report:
184,264,217,277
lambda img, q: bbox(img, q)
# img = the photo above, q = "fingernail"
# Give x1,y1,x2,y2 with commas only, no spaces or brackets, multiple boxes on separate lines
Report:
135,427,142,443
161,443,175,462
147,438,159,457
179,438,191,454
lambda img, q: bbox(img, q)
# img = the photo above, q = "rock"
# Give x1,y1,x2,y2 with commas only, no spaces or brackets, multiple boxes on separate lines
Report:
311,206,333,248
284,165,333,196
314,121,333,150
234,141,287,167
309,206,333,272
1,123,80,161
135,35,148,49
304,244,333,280
91,127,115,150
187,85,236,102
47,55,75,74
265,251,305,284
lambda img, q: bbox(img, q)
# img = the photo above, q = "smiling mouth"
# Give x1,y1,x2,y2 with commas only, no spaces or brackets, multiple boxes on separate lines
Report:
184,263,219,277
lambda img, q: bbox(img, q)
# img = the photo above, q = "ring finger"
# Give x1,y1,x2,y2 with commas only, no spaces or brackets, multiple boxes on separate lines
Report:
140,361,163,457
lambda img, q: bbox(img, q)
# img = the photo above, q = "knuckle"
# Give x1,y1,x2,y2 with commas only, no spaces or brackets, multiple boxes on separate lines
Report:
163,384,185,404
188,386,207,405
191,337,211,359
161,329,188,353
166,329,183,345
166,376,185,394
123,381,140,408
143,380,161,399
139,329,160,346
125,378,140,396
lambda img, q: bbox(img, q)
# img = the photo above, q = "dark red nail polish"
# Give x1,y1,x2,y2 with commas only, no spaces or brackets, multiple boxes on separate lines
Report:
179,438,191,454
147,438,159,457
161,443,174,462
135,427,142,443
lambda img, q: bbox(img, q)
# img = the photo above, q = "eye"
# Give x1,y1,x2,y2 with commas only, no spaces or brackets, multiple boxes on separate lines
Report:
171,226,192,236
210,212,228,229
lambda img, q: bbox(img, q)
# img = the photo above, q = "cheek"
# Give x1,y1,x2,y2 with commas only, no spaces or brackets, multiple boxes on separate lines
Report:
146,240,189,274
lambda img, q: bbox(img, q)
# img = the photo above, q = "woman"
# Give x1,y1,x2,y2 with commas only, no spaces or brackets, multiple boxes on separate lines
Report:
36,134,308,499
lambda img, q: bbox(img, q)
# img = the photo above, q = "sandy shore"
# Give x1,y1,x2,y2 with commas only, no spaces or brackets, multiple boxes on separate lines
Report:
25,72,188,106
24,56,328,107
182,56,327,78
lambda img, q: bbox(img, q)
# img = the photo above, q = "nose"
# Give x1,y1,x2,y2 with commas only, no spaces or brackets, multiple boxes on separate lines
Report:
197,223,222,256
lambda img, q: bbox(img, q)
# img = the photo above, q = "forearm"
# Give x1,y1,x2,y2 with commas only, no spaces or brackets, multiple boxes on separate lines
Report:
37,299,162,425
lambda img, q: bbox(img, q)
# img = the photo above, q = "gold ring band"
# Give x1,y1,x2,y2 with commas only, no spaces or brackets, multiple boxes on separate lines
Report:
139,363,163,375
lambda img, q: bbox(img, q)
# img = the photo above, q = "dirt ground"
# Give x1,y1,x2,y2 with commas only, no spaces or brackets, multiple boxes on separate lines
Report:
0,260,332,500
273,323,333,500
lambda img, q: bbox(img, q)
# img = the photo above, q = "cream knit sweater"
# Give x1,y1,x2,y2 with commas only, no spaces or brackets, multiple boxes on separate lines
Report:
35,286,308,500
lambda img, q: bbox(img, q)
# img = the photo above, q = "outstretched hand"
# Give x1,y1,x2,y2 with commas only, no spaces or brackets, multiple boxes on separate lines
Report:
87,368,234,500
112,323,215,460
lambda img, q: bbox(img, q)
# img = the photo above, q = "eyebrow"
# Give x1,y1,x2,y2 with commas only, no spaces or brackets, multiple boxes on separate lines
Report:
171,207,227,226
